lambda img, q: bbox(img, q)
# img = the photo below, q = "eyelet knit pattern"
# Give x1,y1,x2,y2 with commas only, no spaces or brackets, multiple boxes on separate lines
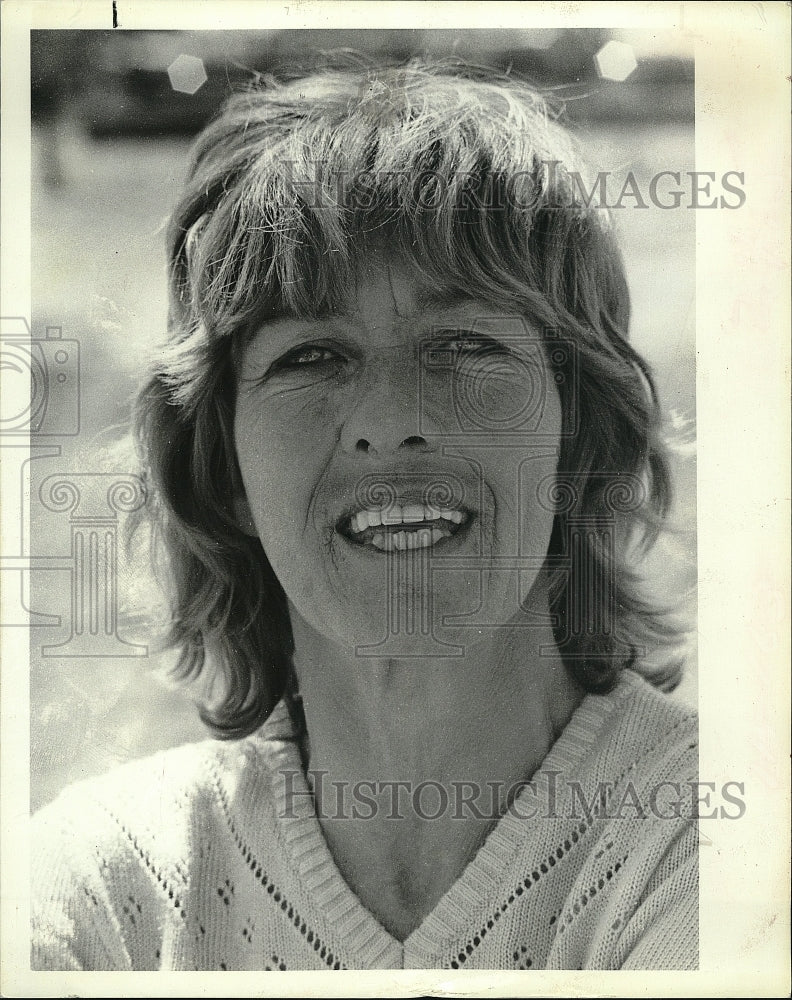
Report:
31,670,698,970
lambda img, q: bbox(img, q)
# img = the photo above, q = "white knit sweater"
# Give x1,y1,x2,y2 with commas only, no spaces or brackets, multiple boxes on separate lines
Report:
31,670,698,971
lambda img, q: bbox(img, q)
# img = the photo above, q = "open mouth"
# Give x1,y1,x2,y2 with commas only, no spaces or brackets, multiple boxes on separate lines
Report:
338,503,471,553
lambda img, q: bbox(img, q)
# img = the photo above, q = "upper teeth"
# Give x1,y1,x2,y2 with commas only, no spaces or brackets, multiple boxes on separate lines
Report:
349,504,464,533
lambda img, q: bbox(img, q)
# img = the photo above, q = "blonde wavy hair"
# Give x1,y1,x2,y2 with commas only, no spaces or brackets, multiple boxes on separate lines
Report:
134,61,684,738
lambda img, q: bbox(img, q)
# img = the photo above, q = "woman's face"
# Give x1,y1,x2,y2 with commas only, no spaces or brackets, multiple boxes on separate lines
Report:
234,257,563,654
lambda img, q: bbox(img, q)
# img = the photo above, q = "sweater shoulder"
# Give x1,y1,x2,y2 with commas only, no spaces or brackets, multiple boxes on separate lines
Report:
588,670,698,784
613,668,696,726
31,732,276,868
30,725,293,971
610,670,697,742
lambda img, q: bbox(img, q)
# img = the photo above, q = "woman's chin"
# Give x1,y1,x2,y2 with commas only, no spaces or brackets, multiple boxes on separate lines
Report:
307,575,534,661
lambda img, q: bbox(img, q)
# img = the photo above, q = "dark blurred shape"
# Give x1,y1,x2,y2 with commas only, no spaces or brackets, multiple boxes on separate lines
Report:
31,28,694,139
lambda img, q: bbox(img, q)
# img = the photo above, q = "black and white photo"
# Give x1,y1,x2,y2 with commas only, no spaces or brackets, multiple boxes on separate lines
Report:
1,2,789,995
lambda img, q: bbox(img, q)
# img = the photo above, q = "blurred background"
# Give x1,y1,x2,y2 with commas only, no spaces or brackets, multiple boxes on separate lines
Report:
27,28,696,811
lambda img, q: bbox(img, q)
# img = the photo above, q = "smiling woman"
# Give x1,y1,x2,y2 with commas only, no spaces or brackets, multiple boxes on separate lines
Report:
31,62,697,971
233,267,563,658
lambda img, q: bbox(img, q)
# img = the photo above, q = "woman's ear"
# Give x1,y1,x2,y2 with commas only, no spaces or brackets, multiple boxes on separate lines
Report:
233,494,258,537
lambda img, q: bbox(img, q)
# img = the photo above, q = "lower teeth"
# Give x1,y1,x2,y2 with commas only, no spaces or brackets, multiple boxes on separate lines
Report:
368,527,445,552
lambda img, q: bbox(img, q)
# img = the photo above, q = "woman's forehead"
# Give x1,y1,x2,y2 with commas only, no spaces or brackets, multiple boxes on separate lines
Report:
346,257,469,319
243,269,544,356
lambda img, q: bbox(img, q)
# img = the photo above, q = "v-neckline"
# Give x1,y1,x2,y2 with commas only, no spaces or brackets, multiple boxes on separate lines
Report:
254,674,634,967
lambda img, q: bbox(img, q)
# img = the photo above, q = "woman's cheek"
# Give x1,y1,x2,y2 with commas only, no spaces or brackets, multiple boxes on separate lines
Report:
247,397,339,528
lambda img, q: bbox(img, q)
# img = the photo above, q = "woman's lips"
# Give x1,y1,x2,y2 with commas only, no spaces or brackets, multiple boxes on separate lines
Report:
338,502,471,553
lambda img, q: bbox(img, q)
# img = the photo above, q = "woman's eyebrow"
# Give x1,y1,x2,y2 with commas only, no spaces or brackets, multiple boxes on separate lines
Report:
416,289,472,313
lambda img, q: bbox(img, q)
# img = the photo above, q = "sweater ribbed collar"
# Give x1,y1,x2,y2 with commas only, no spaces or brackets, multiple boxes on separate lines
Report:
244,671,641,967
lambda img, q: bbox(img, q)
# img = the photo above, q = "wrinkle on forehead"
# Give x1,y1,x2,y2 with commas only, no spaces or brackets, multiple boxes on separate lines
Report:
346,256,420,328
347,251,469,329
386,260,404,318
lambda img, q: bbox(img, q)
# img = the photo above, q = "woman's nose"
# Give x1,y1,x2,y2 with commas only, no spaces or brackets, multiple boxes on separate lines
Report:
339,356,434,458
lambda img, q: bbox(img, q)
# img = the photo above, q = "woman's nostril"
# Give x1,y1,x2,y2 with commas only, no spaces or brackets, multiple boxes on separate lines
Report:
353,435,428,456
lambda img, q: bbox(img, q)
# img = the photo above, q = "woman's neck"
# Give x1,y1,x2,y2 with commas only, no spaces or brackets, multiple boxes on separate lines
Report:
292,576,582,816
286,587,583,941
288,581,583,823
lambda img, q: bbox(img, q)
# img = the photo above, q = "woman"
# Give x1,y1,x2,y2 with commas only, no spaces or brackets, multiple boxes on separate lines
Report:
31,62,697,971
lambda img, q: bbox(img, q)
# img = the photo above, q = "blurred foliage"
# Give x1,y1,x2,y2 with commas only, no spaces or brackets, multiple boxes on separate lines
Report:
32,28,694,137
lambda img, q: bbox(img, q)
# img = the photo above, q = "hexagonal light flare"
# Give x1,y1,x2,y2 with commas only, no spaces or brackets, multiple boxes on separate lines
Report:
594,41,638,82
167,54,207,95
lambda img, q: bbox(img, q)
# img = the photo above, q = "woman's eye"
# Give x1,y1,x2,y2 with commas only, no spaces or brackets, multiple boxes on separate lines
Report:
439,331,506,357
275,345,341,370
454,336,495,354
